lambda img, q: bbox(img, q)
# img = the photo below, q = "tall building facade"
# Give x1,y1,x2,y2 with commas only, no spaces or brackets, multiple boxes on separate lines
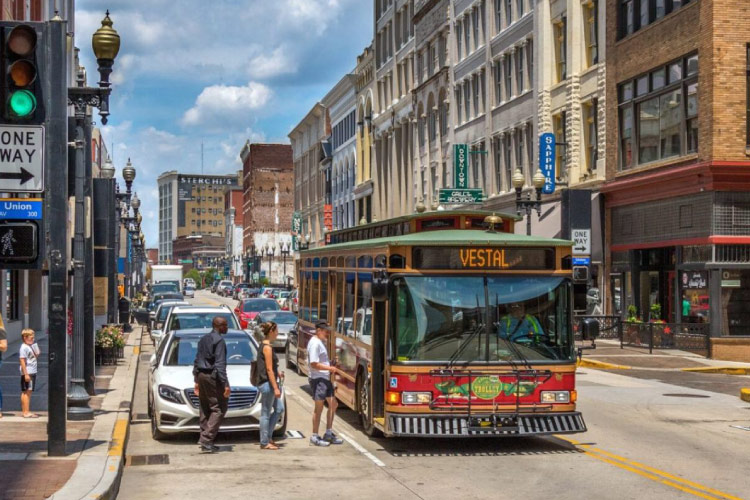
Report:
323,75,358,230
157,171,240,263
603,0,750,343
372,0,416,220
355,45,377,224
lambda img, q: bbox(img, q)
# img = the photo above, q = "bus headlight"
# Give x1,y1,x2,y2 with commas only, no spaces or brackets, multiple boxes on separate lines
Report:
402,392,432,405
541,391,570,403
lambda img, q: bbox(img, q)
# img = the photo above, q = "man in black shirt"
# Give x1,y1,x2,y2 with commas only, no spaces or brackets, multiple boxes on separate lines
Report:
193,316,230,453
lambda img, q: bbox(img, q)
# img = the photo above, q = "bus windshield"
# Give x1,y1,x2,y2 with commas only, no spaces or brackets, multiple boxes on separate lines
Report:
392,276,573,363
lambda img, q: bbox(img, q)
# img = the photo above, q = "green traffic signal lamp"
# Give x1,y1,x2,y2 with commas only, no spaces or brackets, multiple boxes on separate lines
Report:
8,89,35,117
3,23,40,122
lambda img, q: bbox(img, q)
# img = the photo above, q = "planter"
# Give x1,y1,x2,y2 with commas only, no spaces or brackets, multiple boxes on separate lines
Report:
95,346,116,366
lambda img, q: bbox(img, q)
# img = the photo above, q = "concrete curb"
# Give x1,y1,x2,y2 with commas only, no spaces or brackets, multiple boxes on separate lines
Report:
681,366,750,375
577,358,631,370
50,327,142,500
740,388,750,403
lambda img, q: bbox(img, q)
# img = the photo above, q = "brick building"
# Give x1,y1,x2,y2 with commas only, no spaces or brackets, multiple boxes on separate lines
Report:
172,234,225,273
225,187,244,281
603,0,750,344
240,143,295,284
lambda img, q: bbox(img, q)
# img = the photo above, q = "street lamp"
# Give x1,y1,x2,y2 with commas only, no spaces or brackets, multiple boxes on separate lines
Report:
122,159,136,195
265,244,275,284
280,242,291,288
513,168,547,236
66,11,121,422
100,154,115,179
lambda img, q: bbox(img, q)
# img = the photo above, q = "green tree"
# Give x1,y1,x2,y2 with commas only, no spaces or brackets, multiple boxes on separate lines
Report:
185,269,202,289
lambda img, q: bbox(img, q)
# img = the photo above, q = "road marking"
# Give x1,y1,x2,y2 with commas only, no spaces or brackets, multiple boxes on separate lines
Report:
339,432,386,467
557,436,743,500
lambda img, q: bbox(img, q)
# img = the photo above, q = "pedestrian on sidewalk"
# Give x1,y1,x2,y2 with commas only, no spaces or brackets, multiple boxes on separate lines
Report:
19,329,40,418
0,314,7,419
193,316,231,453
308,320,343,447
257,321,284,450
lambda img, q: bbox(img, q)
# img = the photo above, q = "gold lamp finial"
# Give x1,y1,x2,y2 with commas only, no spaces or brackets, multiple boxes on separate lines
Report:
484,213,503,232
92,10,120,61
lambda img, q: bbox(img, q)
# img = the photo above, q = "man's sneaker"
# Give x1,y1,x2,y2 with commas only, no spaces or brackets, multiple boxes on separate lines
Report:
310,434,330,447
323,430,343,445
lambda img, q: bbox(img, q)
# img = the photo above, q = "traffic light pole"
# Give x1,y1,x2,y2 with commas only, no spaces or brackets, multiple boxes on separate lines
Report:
46,18,70,457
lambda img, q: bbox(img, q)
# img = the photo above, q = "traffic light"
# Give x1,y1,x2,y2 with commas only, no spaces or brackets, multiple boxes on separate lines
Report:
0,221,38,263
1,22,44,123
573,266,589,283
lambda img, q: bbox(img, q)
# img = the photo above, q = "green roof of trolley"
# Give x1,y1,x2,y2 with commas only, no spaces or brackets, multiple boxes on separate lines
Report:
302,229,573,254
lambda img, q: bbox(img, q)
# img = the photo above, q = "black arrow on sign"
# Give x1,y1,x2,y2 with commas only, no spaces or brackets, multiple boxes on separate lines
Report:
0,168,34,185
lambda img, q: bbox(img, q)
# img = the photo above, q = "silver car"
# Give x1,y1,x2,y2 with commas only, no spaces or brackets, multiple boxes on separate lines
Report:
252,310,297,349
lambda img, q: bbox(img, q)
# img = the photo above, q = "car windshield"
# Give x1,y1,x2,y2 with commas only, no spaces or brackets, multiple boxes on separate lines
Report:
242,300,279,313
279,292,290,298
157,303,186,322
392,276,573,363
164,335,256,366
167,312,240,331
260,311,297,324
152,284,179,294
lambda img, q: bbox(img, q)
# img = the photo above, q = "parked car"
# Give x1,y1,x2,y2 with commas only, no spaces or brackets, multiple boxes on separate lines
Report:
183,286,195,298
290,289,298,314
151,283,180,296
232,283,250,300
234,298,280,329
240,288,260,299
148,293,184,327
251,310,297,349
147,328,286,440
276,291,291,310
217,280,234,297
152,305,240,347
211,280,221,293
150,300,190,343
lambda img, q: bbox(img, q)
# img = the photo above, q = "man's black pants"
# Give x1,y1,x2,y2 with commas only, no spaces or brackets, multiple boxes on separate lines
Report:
197,372,228,446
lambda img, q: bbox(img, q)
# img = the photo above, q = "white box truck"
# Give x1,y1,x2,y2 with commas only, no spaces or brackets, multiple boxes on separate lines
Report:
151,265,183,291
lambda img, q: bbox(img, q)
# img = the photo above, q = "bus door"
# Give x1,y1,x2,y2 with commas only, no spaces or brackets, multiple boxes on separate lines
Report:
371,295,385,423
334,271,358,407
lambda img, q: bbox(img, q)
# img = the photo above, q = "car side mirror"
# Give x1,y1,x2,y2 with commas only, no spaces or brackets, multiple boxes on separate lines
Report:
241,319,248,329
372,270,388,302
581,318,600,341
149,354,157,368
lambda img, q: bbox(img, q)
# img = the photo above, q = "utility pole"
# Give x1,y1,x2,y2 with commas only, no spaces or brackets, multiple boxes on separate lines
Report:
46,16,70,457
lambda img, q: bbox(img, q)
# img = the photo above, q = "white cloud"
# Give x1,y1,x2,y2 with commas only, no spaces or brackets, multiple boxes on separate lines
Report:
181,82,272,128
247,46,298,80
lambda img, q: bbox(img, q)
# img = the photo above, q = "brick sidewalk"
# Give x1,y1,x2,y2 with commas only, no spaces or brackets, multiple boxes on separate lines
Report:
0,331,132,500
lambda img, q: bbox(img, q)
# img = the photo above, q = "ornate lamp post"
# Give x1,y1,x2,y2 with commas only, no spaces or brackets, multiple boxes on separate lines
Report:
280,242,291,288
513,168,547,236
67,11,120,421
265,244,275,284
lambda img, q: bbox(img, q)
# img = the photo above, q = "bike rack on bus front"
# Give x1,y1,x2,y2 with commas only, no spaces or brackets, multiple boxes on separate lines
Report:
428,368,553,434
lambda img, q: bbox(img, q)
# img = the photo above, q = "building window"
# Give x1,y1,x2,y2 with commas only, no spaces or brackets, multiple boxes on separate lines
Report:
584,0,598,67
746,44,750,146
455,88,463,123
554,17,567,83
495,0,503,33
431,164,438,195
464,15,471,54
429,105,437,143
516,130,524,172
493,136,502,192
440,98,448,136
504,134,512,190
618,53,698,170
584,100,598,174
472,7,480,49
517,0,524,18
619,0,692,39
504,53,512,100
472,74,480,117
505,0,513,27
428,43,435,76
516,45,525,93
464,82,471,120
553,111,566,177
456,22,463,61
494,60,503,104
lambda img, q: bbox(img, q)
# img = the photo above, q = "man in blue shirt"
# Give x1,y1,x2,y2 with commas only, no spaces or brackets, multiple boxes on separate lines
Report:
498,302,543,343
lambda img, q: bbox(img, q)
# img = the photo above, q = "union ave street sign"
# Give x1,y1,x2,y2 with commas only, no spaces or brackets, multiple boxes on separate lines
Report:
0,125,44,193
439,188,483,204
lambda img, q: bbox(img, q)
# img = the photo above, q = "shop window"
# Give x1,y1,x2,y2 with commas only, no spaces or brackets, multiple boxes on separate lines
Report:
584,0,598,68
554,17,567,83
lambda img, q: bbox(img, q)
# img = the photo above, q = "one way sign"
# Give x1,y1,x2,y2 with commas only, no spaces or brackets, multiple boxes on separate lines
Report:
572,229,591,255
0,125,44,193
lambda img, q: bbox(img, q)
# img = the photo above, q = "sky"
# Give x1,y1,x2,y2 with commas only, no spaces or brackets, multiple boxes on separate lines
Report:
75,0,373,247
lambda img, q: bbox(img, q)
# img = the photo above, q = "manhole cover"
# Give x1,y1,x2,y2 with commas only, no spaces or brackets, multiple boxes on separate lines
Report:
662,393,710,398
127,454,170,466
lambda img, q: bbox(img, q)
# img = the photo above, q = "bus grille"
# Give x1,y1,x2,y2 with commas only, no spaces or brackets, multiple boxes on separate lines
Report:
388,412,586,437
185,387,259,410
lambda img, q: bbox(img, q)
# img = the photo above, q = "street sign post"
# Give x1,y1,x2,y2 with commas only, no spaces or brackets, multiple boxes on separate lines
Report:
0,125,44,192
453,144,468,189
539,132,555,195
438,188,483,204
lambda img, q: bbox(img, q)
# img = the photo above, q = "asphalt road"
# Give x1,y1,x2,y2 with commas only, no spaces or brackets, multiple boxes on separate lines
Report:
117,290,750,500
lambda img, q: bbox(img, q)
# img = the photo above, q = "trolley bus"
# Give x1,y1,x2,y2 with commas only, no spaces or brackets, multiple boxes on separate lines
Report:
288,211,594,437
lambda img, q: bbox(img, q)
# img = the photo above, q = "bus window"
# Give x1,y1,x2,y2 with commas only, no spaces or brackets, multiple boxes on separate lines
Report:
311,271,320,322
375,254,387,268
356,272,373,345
389,254,406,269
345,256,356,268
344,272,356,337
337,256,345,267
320,271,328,323
301,271,311,321
358,255,373,268
321,257,328,268
336,272,347,335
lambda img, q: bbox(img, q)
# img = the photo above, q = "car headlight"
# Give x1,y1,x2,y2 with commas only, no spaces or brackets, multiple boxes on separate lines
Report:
540,391,570,404
158,385,185,404
401,392,432,405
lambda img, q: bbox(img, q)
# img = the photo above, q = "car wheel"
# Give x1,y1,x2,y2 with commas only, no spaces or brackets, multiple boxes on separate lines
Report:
285,342,296,372
151,410,167,441
272,396,288,437
357,373,379,437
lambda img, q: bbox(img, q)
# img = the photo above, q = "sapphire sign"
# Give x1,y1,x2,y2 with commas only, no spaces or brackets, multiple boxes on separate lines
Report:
453,144,468,189
0,198,42,219
539,133,556,194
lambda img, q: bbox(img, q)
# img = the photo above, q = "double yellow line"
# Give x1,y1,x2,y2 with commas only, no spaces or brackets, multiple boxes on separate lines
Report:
557,436,745,500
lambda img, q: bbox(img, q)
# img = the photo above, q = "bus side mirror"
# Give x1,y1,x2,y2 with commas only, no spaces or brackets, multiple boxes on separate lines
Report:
581,318,600,341
372,270,388,302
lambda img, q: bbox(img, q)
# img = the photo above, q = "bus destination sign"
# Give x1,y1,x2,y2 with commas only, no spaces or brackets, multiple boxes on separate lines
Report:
412,247,555,270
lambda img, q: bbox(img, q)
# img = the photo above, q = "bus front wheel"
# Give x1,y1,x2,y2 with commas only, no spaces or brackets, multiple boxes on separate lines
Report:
357,373,378,437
